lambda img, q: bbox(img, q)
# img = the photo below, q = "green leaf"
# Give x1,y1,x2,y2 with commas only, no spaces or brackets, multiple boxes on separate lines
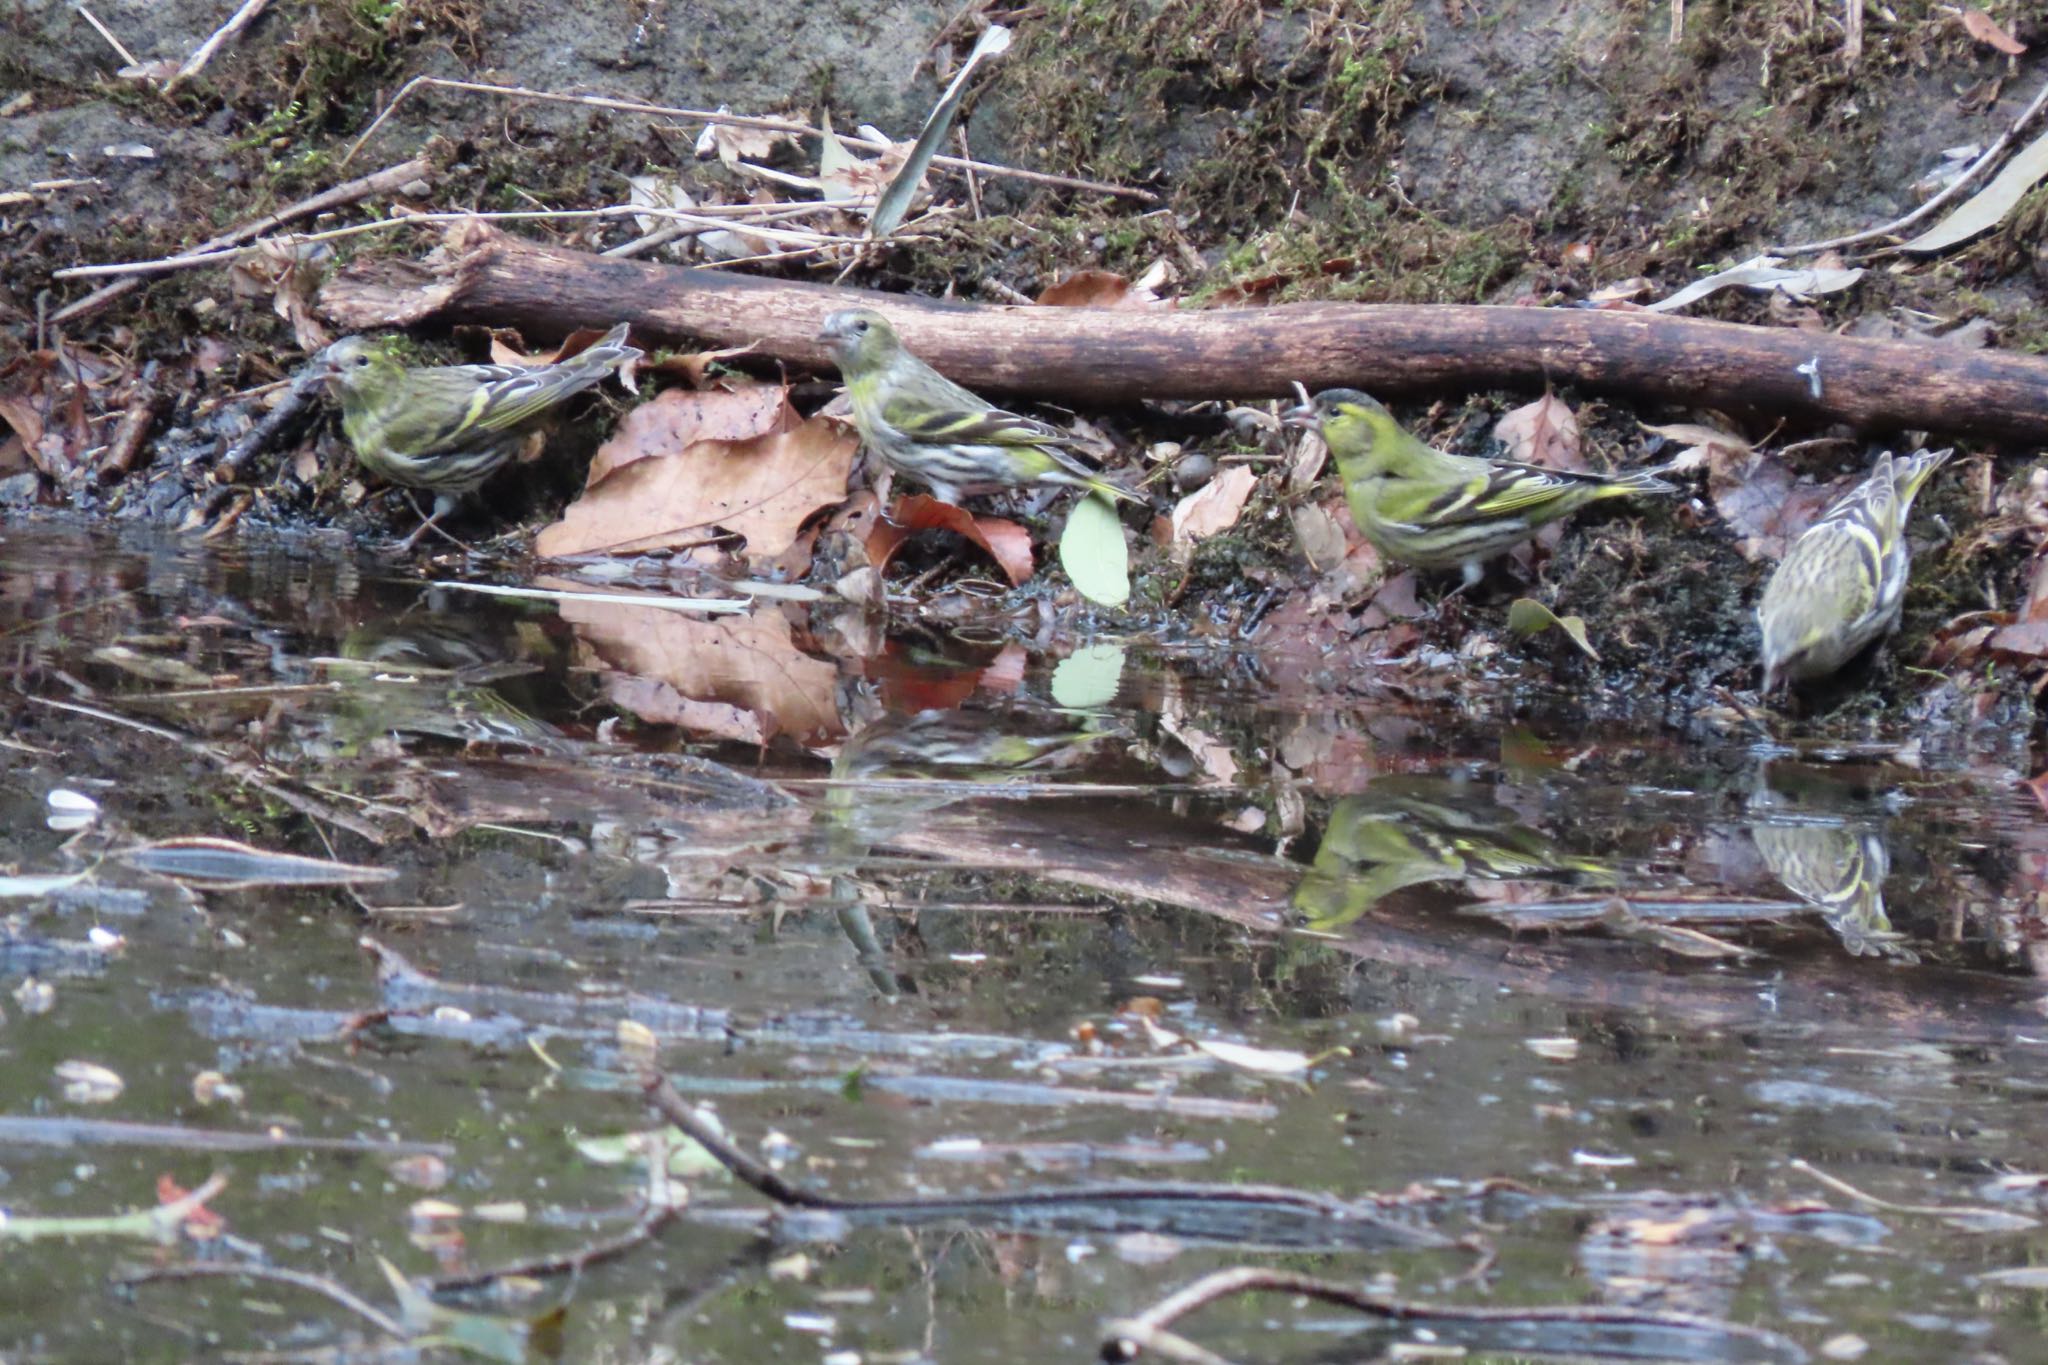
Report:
1058,494,1131,608
1506,597,1600,662
1050,642,1127,710
870,25,1013,238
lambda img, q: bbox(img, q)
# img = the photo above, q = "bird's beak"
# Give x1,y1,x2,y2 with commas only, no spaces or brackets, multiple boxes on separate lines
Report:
815,318,847,345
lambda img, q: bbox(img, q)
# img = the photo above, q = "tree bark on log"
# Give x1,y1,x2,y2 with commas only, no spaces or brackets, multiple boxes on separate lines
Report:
318,224,2048,441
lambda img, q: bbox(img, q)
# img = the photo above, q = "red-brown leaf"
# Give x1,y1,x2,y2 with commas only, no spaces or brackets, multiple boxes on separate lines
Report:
865,495,1035,587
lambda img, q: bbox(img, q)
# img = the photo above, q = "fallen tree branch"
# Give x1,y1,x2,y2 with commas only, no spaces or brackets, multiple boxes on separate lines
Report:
318,224,2048,441
50,151,437,326
1100,1267,1808,1365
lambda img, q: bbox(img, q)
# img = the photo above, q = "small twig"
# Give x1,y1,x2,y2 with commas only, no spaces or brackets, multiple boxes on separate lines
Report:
116,1261,408,1341
1788,1157,2032,1223
165,0,271,92
340,76,1158,203
957,127,983,220
1101,1267,1807,1364
1841,0,1863,65
52,202,867,281
1772,67,2048,254
50,153,433,325
73,3,140,69
95,363,165,482
213,357,331,480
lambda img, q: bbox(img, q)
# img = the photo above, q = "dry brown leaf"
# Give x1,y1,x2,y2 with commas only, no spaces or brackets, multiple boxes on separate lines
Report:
1169,464,1258,547
866,494,1035,586
538,392,855,563
560,589,844,746
1712,457,1859,563
1962,7,2027,54
1641,421,1751,476
1038,270,1134,307
1493,393,1584,471
586,385,798,486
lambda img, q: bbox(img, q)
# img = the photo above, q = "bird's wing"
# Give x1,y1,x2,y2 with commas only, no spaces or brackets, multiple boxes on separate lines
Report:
879,389,1077,450
1419,460,1606,523
415,360,616,447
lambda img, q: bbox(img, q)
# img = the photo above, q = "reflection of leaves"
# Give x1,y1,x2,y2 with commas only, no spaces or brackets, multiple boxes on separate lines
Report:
537,388,855,562
562,590,844,746
1050,642,1126,710
867,494,1034,586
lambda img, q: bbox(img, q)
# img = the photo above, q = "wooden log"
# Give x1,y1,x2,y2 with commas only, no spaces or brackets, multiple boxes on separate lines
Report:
319,223,2048,441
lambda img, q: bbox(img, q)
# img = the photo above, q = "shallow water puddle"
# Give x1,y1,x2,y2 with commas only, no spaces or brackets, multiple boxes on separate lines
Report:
1,527,2045,1363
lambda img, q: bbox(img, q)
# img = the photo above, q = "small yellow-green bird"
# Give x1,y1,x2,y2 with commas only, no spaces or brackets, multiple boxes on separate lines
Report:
318,322,641,549
1286,388,1677,587
817,308,1134,507
1756,448,1950,692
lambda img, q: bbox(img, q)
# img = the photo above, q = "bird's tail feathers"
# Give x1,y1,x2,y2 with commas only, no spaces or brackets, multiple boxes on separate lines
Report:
1599,466,1681,497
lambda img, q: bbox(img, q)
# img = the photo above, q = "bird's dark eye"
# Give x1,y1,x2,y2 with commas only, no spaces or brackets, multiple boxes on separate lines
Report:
354,355,370,367
853,320,869,334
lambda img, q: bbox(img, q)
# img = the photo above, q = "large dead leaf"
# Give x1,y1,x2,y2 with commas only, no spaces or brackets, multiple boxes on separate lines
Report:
559,588,843,746
537,388,855,562
585,384,797,485
1168,465,1257,547
1711,457,1860,563
1494,394,1584,471
866,494,1035,587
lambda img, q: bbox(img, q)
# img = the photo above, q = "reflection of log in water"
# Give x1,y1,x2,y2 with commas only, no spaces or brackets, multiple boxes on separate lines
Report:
882,797,2048,1045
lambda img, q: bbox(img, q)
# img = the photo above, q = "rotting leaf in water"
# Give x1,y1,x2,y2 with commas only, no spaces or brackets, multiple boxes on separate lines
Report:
1507,597,1601,662
866,494,1035,587
537,387,855,562
117,837,397,890
1902,126,2048,254
1058,493,1131,607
